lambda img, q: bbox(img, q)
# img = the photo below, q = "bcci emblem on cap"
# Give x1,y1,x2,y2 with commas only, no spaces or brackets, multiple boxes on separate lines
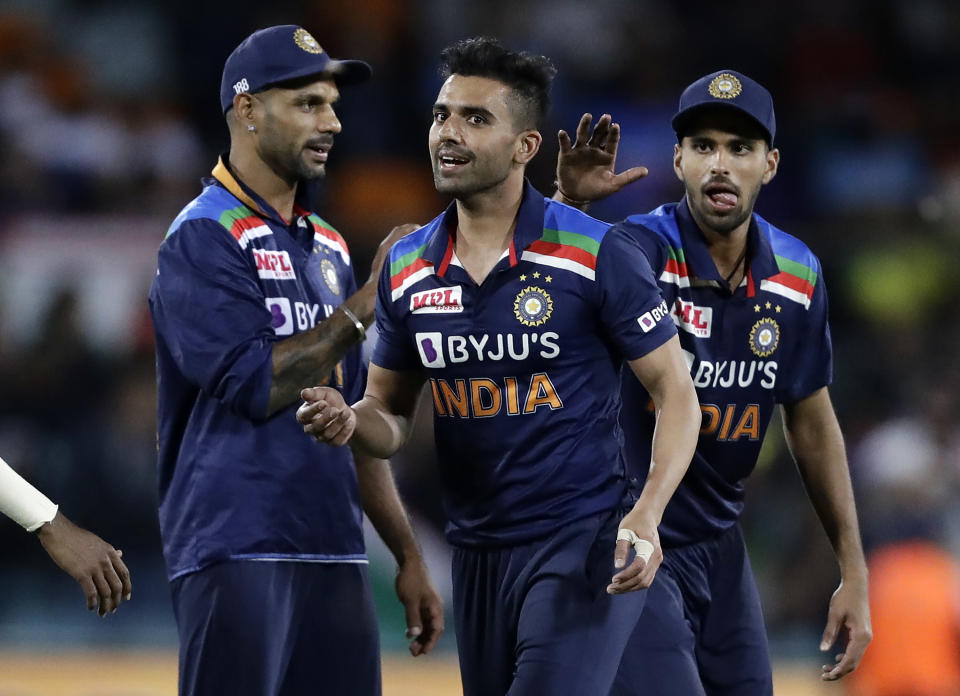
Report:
749,317,780,357
293,28,323,54
708,73,742,99
514,286,553,327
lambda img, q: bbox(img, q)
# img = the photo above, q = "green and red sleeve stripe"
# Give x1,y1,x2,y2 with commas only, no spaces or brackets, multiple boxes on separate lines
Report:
760,254,817,308
389,241,434,301
520,227,601,280
660,246,690,287
307,213,351,265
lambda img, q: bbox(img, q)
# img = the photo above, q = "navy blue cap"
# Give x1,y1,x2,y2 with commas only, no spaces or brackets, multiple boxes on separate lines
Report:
671,70,776,145
220,25,372,114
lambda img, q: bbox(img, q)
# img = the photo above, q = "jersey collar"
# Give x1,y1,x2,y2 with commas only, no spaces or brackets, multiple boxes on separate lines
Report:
420,179,545,277
209,154,316,227
676,197,780,285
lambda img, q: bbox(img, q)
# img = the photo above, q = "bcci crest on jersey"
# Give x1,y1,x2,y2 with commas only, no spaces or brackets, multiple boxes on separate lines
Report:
320,258,340,295
514,286,553,327
749,317,780,357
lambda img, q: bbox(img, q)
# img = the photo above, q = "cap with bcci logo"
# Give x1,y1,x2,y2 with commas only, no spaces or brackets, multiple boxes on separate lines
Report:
671,69,776,145
220,25,372,113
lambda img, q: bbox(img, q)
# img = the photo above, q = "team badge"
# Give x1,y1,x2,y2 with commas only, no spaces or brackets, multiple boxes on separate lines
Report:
294,28,323,54
749,317,780,357
513,286,553,327
320,258,340,295
708,73,742,100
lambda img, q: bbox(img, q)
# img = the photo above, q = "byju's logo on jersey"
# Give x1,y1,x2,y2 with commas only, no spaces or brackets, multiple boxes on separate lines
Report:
415,331,561,368
749,318,780,357
411,286,463,314
266,297,294,335
514,286,553,327
673,299,712,338
416,332,446,368
638,300,670,333
254,249,296,280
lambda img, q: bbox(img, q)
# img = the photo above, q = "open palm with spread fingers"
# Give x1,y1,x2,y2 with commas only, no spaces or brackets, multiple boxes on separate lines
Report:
556,113,648,204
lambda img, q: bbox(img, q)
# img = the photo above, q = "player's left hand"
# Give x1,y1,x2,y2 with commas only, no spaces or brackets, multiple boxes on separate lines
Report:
607,508,661,594
556,113,648,206
395,556,444,657
819,576,872,680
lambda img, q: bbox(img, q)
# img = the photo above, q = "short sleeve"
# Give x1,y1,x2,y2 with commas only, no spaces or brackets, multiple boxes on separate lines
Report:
594,224,677,360
149,218,274,420
371,258,421,371
776,262,833,403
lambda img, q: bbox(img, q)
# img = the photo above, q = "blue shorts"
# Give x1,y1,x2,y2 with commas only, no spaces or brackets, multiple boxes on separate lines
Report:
171,560,380,696
452,508,647,696
610,524,772,696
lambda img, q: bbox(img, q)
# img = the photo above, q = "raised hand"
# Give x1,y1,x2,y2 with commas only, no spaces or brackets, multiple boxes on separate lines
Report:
555,113,648,207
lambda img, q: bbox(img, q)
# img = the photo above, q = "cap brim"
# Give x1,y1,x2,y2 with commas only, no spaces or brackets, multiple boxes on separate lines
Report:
671,102,772,144
259,59,372,92
326,59,372,86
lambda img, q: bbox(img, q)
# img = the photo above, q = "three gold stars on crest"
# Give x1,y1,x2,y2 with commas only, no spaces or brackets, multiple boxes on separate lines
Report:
754,301,781,313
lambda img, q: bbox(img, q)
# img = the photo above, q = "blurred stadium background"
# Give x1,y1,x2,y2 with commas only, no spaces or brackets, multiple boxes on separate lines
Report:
1,0,959,694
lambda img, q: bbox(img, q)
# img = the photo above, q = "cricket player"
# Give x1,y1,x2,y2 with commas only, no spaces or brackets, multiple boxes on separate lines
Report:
149,25,441,696
555,69,872,695
298,37,700,696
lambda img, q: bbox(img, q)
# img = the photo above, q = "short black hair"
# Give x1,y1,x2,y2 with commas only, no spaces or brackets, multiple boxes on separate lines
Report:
439,37,557,131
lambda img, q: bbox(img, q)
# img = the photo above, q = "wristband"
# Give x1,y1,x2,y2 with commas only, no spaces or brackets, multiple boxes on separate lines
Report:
341,305,367,342
553,180,589,207
0,456,59,532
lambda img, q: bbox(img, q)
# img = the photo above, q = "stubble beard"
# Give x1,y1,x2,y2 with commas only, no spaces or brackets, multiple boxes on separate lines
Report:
432,157,511,200
688,179,762,236
258,126,326,184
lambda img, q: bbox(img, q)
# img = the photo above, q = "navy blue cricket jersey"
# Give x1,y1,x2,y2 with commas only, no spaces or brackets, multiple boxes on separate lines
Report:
149,157,367,580
617,200,832,546
372,181,677,547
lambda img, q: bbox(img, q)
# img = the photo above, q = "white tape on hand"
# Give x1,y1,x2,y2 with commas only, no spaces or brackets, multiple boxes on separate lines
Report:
616,528,654,563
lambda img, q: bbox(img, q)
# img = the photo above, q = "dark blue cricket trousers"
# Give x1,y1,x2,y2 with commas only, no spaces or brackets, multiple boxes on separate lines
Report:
610,524,773,696
171,561,381,696
453,508,648,696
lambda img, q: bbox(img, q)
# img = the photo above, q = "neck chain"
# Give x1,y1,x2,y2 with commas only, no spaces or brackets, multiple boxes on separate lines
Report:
724,245,749,288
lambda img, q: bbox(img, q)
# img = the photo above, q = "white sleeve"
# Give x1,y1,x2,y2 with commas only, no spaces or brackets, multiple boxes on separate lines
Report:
0,455,58,532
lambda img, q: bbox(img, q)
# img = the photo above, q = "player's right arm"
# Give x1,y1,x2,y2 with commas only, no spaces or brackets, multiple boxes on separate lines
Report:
268,223,418,415
297,364,424,458
151,215,416,422
1,456,131,616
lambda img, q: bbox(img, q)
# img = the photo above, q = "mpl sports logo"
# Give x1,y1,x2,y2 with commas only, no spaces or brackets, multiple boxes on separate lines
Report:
637,300,670,333
254,249,296,280
410,286,463,314
673,299,712,338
